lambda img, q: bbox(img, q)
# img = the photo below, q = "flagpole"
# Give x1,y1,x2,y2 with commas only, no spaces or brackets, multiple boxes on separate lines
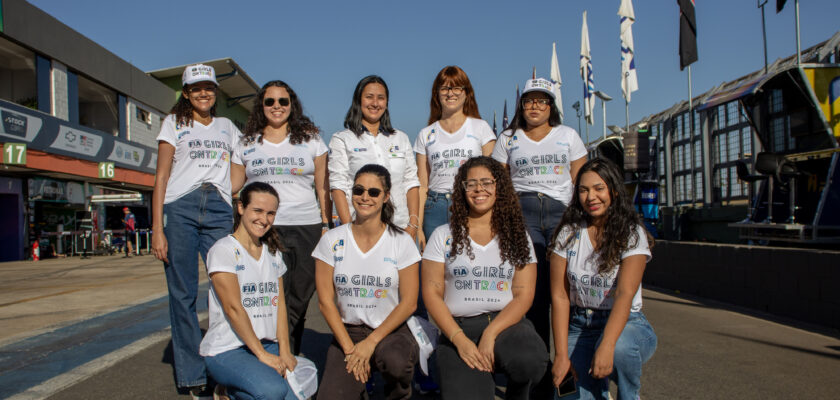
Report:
795,0,801,66
688,65,693,114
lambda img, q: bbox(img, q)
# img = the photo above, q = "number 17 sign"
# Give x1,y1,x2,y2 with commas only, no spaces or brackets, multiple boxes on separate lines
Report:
3,143,26,165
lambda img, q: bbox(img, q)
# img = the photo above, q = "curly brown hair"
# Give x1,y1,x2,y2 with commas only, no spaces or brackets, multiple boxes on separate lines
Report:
243,80,320,145
169,84,217,127
449,156,532,269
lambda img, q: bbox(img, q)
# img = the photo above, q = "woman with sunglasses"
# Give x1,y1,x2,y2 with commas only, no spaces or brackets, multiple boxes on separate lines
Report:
492,78,587,353
200,182,297,400
422,156,548,399
550,159,656,400
328,75,420,239
152,64,240,397
414,66,495,250
313,164,421,399
231,80,329,355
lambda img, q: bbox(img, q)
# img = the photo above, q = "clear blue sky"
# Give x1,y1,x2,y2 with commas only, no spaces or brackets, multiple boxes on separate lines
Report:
29,0,840,145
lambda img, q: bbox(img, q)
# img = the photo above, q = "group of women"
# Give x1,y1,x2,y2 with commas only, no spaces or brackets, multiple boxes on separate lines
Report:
151,63,657,400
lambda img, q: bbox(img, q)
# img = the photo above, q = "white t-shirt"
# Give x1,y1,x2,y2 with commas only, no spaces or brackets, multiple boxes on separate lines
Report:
200,235,288,357
492,125,587,203
422,224,537,318
552,224,651,312
312,224,420,328
414,118,496,193
233,134,328,225
156,115,240,205
328,129,420,228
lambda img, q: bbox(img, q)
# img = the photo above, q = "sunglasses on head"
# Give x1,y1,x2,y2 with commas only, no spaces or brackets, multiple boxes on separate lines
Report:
263,97,290,107
352,185,383,198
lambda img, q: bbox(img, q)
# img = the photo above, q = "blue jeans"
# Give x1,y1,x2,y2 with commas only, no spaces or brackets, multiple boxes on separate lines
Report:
163,183,232,388
205,342,297,400
422,191,451,240
559,308,657,400
519,192,567,350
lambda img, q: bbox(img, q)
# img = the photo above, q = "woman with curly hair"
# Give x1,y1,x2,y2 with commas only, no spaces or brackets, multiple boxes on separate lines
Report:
422,156,548,399
550,158,656,400
313,164,420,399
230,80,330,355
152,64,240,397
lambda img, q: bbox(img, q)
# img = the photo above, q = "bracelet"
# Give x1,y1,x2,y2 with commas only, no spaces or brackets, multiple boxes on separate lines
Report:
449,328,464,342
409,214,420,221
407,223,419,230
321,222,330,230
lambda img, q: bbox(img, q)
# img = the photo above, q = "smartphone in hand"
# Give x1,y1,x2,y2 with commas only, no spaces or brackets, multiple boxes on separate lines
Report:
556,369,577,397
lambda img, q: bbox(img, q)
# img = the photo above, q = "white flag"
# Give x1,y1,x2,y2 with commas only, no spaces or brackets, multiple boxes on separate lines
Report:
619,0,638,101
580,11,595,125
550,43,564,123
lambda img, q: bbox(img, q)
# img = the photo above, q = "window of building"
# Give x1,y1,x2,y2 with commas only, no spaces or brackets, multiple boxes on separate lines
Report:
729,166,741,197
0,37,37,109
770,89,783,113
717,134,727,164
659,179,667,205
658,150,665,177
685,175,693,202
726,101,739,127
135,106,151,125
695,172,703,200
771,117,786,152
717,105,727,131
694,141,702,169
742,127,752,157
728,130,740,161
77,74,119,136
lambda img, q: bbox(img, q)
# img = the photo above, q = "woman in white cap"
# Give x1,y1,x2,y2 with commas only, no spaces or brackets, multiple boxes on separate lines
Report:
152,64,241,397
492,78,587,355
414,66,495,250
201,182,298,400
313,164,420,399
328,75,420,239
231,80,329,356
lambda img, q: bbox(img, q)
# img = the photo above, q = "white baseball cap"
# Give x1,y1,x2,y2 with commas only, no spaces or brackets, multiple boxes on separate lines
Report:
286,356,318,400
407,316,439,376
523,78,556,99
181,64,218,86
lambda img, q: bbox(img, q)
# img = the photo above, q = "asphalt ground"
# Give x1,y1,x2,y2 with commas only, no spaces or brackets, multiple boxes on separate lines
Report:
1,254,838,399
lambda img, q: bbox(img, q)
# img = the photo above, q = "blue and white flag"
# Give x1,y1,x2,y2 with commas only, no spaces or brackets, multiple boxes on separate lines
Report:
550,42,564,123
619,0,639,102
580,10,595,125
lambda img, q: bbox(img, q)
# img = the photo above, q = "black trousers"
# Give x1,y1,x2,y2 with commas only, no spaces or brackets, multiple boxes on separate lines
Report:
274,223,321,355
317,323,419,400
437,313,549,400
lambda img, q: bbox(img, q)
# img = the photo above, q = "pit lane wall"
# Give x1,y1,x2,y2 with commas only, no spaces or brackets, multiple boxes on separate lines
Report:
646,241,840,329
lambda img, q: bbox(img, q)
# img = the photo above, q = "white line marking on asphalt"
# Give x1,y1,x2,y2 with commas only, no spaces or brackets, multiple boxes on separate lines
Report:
7,312,208,400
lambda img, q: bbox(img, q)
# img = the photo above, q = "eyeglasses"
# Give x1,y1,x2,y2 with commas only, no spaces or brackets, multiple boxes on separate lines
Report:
462,179,496,192
522,98,552,109
263,97,290,107
351,185,383,198
439,86,465,95
188,86,217,94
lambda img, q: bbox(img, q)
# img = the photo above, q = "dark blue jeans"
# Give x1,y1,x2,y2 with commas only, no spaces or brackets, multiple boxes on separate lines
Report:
163,183,232,388
518,192,567,351
559,308,657,400
205,341,297,400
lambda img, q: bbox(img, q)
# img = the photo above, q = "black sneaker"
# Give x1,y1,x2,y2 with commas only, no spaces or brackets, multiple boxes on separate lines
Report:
189,385,214,400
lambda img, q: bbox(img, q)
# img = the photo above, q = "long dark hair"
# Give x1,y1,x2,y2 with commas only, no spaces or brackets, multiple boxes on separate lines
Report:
449,156,532,268
505,92,561,132
353,164,402,234
551,158,653,274
428,65,481,125
242,80,320,145
169,83,218,127
343,75,396,137
234,182,284,255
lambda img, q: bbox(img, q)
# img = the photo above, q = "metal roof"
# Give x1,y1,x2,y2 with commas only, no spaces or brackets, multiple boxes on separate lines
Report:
147,58,261,111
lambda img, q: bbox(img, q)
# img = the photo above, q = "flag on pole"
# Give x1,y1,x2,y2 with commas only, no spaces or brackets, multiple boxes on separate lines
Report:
776,0,787,13
619,0,639,102
580,10,595,125
550,42,565,122
678,0,698,70
502,99,509,131
493,110,498,135
515,84,521,108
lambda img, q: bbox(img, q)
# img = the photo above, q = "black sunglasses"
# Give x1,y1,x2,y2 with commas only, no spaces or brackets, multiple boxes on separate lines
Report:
352,185,383,198
263,97,290,107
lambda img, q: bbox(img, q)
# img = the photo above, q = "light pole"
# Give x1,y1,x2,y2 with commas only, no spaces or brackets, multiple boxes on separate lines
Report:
593,90,612,140
758,0,769,74
572,101,581,138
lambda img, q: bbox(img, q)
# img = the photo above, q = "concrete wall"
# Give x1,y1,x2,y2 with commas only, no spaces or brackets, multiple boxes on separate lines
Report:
127,99,163,149
645,241,840,329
